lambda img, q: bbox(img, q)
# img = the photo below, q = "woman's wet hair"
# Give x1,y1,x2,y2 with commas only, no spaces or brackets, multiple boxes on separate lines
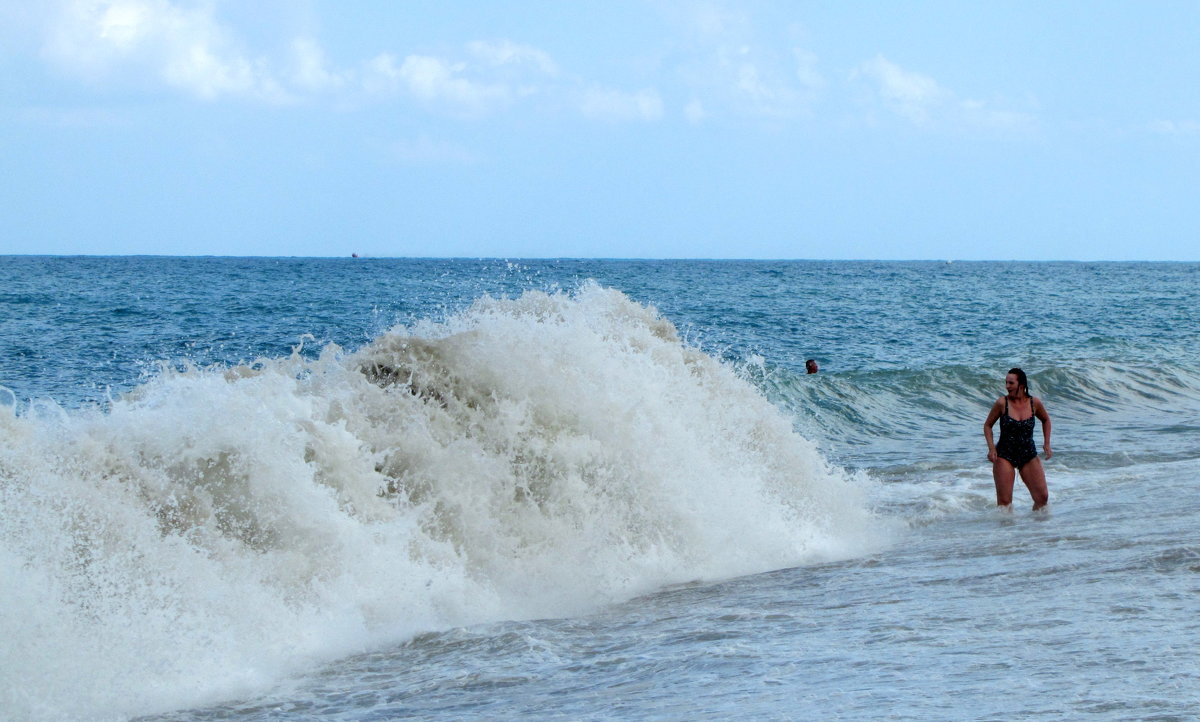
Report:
1008,367,1029,395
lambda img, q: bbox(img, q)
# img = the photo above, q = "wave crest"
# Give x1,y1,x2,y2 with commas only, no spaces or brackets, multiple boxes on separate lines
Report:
0,283,883,719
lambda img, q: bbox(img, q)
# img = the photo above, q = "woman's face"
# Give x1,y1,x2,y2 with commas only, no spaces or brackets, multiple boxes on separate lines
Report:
1005,373,1020,396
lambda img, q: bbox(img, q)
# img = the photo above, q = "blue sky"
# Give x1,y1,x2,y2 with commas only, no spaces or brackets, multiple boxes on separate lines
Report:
2,1,1198,260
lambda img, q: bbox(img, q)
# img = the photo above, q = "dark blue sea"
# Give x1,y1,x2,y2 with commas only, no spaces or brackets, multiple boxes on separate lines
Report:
2,257,1199,720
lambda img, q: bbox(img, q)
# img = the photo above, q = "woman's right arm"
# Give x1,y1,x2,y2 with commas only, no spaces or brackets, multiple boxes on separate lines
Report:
983,398,1001,462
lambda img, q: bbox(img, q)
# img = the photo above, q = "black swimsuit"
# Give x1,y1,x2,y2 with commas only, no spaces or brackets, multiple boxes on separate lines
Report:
996,397,1038,468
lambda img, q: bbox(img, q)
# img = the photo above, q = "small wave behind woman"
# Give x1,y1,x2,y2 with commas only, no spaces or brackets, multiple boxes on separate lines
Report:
748,357,1200,527
755,359,1200,467
0,282,887,720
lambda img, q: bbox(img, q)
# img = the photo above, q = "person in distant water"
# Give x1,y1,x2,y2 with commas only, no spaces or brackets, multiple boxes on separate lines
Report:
983,367,1052,510
805,359,819,374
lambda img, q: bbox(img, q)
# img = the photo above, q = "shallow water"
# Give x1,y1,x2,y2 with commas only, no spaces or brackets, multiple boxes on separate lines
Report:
135,458,1200,721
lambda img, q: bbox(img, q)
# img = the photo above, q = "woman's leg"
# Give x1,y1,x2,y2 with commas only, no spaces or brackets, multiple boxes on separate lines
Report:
1018,457,1049,510
992,458,1016,507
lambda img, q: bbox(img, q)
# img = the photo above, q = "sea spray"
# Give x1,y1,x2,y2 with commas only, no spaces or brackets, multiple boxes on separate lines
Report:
0,283,886,719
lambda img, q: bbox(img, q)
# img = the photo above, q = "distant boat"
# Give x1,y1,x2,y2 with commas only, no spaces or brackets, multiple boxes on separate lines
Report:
351,253,359,258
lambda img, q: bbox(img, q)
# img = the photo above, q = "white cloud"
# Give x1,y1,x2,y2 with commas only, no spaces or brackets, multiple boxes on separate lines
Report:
366,46,665,123
732,57,795,112
716,50,820,118
359,39,566,116
688,3,750,41
958,99,1036,132
32,4,673,125
467,39,557,76
670,5,824,119
290,37,344,92
853,54,1034,132
364,52,510,116
43,0,287,102
853,55,947,125
579,87,664,122
793,48,824,94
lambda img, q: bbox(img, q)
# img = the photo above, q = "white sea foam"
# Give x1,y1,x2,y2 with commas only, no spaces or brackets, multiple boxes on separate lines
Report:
0,283,888,719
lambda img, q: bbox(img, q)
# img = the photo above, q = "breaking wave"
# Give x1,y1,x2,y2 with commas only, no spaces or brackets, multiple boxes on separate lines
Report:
0,283,885,720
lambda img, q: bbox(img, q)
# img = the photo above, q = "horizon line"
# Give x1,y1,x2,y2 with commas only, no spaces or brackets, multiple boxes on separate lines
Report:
3,254,1196,263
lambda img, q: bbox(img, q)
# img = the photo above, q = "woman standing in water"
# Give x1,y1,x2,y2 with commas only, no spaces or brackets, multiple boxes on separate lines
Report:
984,367,1053,510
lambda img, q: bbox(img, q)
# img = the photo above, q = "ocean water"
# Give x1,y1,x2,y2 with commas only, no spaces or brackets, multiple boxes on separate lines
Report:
2,257,1199,721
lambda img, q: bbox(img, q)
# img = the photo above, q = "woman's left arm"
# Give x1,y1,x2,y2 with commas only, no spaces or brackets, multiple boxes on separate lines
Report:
1035,397,1053,459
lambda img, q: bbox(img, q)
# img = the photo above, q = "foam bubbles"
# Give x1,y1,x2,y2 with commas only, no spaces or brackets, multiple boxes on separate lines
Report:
0,283,886,719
